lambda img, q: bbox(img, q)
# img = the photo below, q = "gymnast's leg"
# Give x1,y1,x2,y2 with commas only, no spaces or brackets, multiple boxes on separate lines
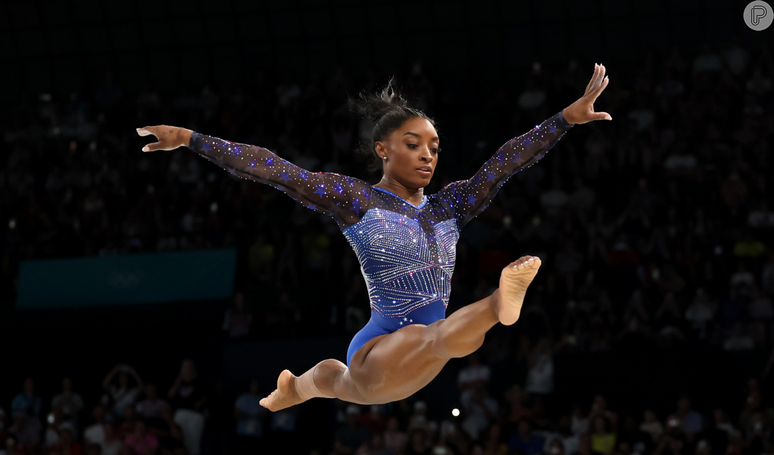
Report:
260,256,541,411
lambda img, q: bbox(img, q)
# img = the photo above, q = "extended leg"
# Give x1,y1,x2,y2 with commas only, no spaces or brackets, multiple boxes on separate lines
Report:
429,255,541,359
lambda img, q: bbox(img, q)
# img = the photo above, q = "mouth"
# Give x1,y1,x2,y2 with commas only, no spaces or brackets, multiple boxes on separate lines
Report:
416,166,433,176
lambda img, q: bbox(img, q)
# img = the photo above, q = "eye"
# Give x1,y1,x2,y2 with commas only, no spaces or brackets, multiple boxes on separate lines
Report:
407,144,418,149
432,148,441,154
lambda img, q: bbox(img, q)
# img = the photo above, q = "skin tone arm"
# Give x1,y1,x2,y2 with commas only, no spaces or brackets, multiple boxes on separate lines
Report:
103,366,121,389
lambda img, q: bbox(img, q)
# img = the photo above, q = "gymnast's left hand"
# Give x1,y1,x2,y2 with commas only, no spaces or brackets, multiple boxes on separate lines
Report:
136,125,193,152
562,63,612,125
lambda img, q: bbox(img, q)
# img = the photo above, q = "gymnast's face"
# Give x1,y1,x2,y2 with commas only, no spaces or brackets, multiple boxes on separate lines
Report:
375,116,440,189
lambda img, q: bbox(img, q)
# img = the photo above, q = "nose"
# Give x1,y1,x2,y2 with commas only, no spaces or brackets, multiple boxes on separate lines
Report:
419,147,434,163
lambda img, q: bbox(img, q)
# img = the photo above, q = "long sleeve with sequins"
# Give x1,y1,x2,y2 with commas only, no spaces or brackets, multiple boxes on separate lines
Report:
187,133,371,228
440,110,574,228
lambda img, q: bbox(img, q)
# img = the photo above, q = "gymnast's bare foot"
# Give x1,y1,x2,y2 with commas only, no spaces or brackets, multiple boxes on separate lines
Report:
496,255,542,326
259,369,303,412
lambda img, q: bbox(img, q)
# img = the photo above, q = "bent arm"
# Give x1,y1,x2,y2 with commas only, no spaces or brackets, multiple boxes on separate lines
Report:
187,132,369,228
440,110,573,228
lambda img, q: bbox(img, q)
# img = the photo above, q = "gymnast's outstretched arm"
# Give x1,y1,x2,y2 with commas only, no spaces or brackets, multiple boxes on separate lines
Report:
440,63,612,228
440,110,574,228
135,126,370,228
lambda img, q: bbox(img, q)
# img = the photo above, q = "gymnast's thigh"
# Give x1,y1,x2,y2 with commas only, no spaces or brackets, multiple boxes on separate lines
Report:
348,319,449,403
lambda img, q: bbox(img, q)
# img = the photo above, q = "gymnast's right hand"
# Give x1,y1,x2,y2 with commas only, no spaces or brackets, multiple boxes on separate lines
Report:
136,125,193,152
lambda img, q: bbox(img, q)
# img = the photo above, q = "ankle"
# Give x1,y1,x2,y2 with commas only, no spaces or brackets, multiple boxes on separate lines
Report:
490,289,502,320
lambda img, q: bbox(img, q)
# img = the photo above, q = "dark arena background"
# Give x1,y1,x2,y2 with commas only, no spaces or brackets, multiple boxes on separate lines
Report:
2,0,774,454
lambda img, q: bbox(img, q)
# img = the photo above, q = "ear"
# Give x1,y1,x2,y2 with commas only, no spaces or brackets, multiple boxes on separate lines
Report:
374,141,386,159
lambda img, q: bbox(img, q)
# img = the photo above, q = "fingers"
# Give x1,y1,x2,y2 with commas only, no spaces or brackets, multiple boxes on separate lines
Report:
586,63,607,95
591,74,610,101
586,63,599,93
142,142,162,152
595,112,613,121
137,126,161,152
136,127,155,137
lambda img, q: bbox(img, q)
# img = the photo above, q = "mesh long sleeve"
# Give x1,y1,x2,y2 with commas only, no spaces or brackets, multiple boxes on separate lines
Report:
188,133,371,228
439,110,574,228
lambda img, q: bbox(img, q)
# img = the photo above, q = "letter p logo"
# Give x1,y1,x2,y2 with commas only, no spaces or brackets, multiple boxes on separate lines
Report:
745,1,773,30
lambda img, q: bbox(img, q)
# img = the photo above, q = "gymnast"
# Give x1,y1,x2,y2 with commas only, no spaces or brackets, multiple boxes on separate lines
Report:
137,63,611,411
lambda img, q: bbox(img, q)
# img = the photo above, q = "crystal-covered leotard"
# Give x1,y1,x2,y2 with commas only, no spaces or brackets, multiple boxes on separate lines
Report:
187,111,574,367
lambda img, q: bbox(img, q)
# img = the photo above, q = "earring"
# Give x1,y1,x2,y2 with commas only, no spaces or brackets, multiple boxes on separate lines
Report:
382,156,387,160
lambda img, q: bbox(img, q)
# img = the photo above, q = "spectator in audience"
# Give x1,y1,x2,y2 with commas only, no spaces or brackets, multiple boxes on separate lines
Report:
673,396,703,441
43,408,66,451
407,401,438,441
116,407,139,441
135,385,166,423
589,396,618,429
525,338,556,399
543,415,580,455
52,378,84,432
222,292,253,339
168,359,206,455
53,427,82,455
102,365,144,421
123,421,157,455
640,410,664,445
382,416,408,454
8,410,42,455
572,406,591,437
504,385,533,436
591,416,616,455
11,379,41,421
145,404,184,455
547,439,567,455
458,352,491,392
684,288,715,340
573,433,603,455
233,378,267,454
99,425,123,455
460,381,498,441
83,405,108,446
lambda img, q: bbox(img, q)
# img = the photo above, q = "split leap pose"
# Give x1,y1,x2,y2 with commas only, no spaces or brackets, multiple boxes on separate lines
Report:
137,64,611,411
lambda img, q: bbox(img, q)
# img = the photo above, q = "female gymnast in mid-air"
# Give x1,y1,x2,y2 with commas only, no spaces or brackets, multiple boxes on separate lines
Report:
137,63,611,411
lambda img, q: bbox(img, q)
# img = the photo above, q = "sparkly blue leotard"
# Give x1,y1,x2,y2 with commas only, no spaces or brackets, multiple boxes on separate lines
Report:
188,111,573,367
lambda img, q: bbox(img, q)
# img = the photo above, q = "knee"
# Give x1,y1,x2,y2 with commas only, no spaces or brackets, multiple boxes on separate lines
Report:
429,321,485,359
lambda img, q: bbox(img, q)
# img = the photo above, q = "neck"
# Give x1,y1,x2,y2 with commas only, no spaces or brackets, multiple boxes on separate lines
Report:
374,178,424,205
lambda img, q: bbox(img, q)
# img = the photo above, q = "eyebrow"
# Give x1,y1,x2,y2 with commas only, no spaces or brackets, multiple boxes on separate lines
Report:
403,132,439,142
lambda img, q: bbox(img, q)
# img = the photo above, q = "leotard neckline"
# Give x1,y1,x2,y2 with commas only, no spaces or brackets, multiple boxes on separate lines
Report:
372,186,427,209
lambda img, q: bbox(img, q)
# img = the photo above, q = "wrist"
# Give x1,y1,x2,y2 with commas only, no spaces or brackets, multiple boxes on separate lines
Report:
562,107,575,125
177,128,194,148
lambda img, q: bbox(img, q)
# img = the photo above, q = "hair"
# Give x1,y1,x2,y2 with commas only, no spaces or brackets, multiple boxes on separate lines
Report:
349,77,436,173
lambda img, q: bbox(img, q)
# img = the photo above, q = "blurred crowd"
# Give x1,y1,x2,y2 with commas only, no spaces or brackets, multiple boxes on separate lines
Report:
0,356,772,455
3,36,774,454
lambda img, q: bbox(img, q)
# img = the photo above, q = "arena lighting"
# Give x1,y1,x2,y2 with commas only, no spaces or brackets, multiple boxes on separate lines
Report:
451,408,460,417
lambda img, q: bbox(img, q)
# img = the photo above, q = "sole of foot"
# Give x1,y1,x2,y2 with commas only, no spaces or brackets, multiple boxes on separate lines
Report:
259,369,301,412
497,255,542,326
